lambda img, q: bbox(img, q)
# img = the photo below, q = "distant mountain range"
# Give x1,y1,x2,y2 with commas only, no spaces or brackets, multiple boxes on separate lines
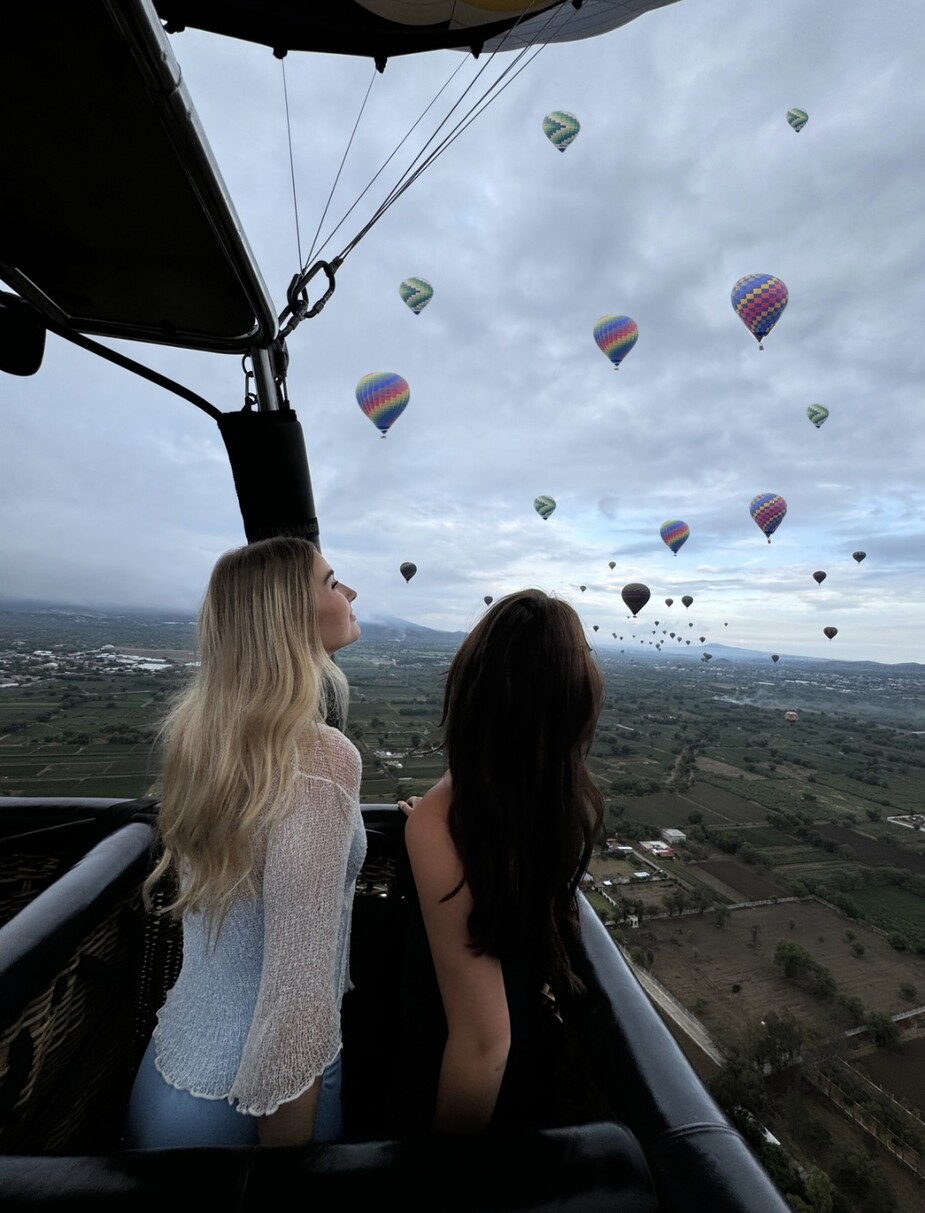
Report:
354,613,467,646
1,600,922,674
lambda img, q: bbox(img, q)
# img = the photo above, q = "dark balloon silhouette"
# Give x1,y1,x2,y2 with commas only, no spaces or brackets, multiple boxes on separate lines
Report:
621,583,651,617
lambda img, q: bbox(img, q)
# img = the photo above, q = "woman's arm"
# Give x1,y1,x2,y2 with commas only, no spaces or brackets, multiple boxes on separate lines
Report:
231,761,361,1139
404,783,511,1134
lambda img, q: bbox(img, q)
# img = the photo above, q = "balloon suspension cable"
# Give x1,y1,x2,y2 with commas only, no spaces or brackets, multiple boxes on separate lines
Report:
279,0,581,325
276,59,378,337
330,7,574,267
280,54,304,270
303,64,379,270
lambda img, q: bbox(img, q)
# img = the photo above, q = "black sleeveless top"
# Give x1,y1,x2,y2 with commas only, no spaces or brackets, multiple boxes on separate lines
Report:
390,851,614,1136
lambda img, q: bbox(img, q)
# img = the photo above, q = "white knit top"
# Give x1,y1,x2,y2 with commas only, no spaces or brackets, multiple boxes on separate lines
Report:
151,725,366,1116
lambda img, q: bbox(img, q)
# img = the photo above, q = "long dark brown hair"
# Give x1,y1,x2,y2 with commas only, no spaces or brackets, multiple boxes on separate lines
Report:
441,589,605,989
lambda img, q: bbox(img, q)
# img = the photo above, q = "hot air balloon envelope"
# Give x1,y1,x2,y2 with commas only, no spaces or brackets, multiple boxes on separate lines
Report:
749,493,787,542
823,626,838,640
483,595,493,606
771,654,780,663
784,710,799,722
660,519,689,555
543,110,580,152
813,571,826,585
148,5,687,58
593,315,638,370
681,595,693,608
786,108,808,132
853,551,866,563
579,585,587,593
356,372,409,436
399,277,433,315
807,404,829,429
731,274,788,349
608,561,616,570
665,598,674,607
399,562,416,582
621,582,650,617
533,495,556,520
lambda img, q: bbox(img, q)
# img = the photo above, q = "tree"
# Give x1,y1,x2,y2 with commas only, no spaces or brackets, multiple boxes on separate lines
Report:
804,1167,835,1213
714,905,731,928
708,1056,771,1137
749,1011,804,1076
865,1011,900,1050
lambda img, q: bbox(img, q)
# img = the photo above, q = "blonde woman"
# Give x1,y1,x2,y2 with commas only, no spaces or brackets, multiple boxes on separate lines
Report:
124,536,364,1148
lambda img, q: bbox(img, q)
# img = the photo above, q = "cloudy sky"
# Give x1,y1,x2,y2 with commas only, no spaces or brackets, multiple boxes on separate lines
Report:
3,0,924,664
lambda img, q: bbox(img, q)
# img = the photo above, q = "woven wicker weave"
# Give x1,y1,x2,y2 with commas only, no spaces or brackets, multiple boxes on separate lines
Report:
0,805,398,1155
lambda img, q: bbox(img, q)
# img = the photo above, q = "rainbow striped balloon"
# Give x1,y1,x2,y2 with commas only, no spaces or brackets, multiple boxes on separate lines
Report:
355,372,410,437
749,493,787,543
542,111,580,152
659,519,690,555
593,315,639,370
731,274,788,349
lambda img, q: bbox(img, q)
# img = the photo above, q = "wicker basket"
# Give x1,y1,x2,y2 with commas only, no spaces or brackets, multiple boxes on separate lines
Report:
0,804,400,1155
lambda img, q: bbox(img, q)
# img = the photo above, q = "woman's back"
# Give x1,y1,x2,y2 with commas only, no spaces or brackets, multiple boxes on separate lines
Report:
152,725,365,1116
399,590,606,1135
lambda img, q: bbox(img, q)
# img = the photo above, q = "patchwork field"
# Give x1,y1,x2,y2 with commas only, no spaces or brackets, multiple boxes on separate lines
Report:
850,886,925,952
639,901,925,1048
815,824,925,875
685,858,791,901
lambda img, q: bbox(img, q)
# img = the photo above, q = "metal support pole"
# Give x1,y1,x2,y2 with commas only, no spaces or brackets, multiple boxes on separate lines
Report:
249,345,280,410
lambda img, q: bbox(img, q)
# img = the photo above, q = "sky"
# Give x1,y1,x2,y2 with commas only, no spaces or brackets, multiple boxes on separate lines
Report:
3,0,925,664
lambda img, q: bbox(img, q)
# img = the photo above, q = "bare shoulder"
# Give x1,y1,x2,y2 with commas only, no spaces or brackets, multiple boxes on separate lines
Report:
404,773,460,882
404,773,451,837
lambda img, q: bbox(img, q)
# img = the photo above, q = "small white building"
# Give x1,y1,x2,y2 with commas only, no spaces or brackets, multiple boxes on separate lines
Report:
640,840,675,858
662,828,687,845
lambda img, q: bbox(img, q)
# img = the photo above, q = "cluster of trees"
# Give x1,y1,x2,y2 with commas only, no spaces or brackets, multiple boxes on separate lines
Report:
774,939,838,1002
659,885,716,917
708,1017,901,1213
97,721,155,745
773,940,902,1044
813,1056,925,1155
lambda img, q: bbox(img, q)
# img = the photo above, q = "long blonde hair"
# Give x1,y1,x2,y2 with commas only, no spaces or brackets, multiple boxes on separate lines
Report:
146,536,350,921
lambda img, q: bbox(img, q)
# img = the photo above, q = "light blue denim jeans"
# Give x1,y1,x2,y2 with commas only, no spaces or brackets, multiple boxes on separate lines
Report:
123,1035,344,1147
